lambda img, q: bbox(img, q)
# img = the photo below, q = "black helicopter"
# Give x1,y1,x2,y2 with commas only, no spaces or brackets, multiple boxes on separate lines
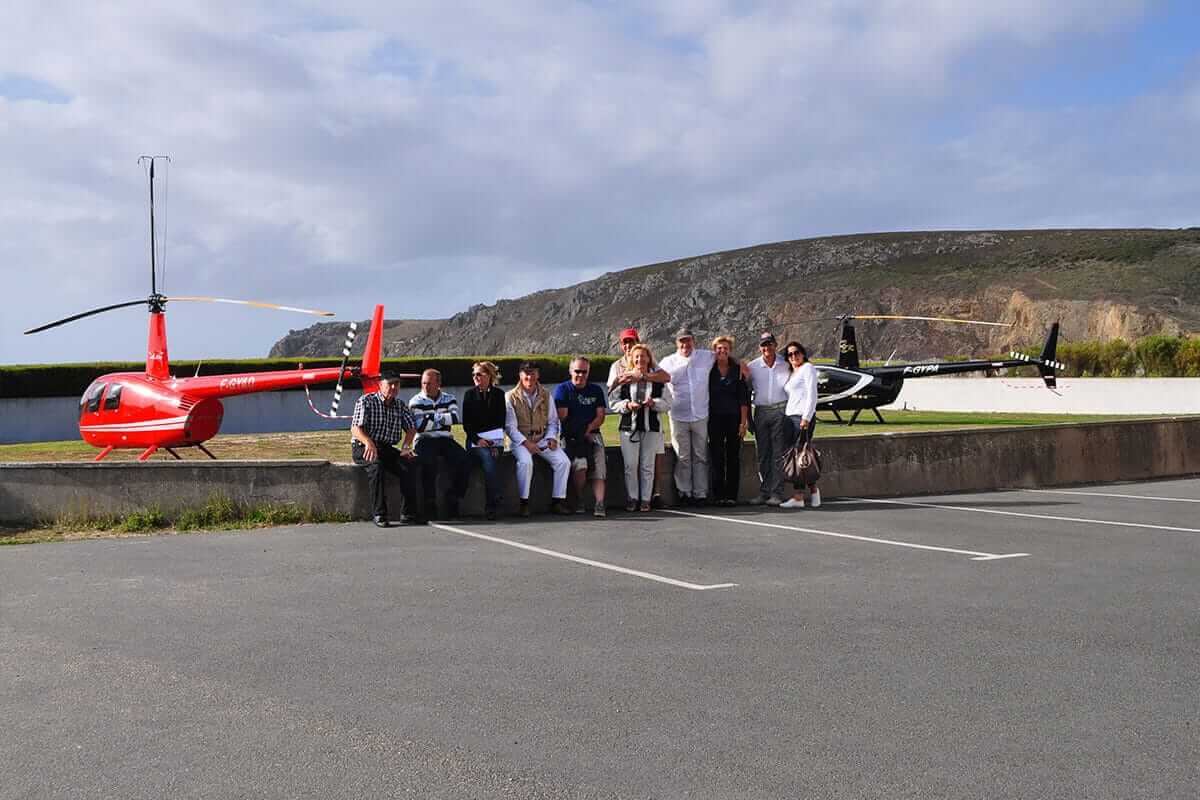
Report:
785,314,1063,424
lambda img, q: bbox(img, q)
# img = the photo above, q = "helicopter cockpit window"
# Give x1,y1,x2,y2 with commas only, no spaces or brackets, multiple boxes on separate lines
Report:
103,384,123,411
83,382,107,413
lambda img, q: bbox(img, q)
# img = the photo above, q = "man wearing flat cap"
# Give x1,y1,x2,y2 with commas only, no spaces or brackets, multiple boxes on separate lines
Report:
351,372,423,526
658,326,718,505
746,331,792,505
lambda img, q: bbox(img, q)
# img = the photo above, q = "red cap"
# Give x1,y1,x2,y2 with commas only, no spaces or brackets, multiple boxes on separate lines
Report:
618,327,639,343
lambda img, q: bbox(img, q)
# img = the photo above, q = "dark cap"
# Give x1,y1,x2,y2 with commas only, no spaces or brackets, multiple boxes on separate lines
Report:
758,332,777,346
674,326,694,341
380,370,403,382
518,360,541,373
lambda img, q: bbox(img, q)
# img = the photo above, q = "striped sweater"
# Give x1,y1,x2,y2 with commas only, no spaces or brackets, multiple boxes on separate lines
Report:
409,390,461,438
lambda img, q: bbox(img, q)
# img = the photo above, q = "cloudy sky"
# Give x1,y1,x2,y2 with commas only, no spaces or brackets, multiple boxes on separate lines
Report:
2,0,1197,365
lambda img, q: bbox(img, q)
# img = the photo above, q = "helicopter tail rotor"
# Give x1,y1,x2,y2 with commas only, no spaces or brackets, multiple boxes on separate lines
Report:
1009,322,1064,389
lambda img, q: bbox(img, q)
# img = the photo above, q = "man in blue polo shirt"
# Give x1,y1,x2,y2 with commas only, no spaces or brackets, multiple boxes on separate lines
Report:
554,356,608,518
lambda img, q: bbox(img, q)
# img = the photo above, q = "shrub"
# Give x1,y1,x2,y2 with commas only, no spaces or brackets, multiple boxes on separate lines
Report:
1175,337,1200,377
1135,335,1182,377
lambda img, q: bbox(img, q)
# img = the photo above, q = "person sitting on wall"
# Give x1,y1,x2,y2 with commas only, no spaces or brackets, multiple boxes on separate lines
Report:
505,362,572,517
554,356,608,518
462,360,508,520
350,372,423,527
410,368,470,520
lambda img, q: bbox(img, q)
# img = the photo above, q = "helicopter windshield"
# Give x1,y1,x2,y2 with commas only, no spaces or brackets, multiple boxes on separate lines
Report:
80,382,107,414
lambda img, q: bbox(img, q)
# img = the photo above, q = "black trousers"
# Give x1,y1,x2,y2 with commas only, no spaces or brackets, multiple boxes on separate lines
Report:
414,436,470,510
708,413,742,502
352,441,418,519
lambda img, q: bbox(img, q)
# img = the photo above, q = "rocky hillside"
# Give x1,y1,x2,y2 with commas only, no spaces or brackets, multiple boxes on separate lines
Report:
270,229,1200,362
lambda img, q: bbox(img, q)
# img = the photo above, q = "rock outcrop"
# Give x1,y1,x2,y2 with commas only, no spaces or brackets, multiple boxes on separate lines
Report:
270,229,1200,362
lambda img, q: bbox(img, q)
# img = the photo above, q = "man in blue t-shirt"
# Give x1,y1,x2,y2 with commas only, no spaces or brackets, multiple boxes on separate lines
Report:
554,356,608,518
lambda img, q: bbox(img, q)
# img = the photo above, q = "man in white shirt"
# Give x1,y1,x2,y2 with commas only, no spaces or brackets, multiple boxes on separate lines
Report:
746,332,793,505
504,362,571,516
658,326,717,505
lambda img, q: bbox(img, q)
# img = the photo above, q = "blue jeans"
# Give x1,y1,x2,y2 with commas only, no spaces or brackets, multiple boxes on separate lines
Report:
468,445,504,510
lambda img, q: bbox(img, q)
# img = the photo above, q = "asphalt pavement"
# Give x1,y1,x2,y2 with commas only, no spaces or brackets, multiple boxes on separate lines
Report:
3,477,1199,799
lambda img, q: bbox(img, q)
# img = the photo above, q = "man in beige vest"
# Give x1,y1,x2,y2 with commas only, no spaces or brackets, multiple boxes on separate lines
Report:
505,362,571,516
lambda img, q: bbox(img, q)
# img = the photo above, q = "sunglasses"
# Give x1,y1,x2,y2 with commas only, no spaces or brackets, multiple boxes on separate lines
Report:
472,372,486,377
571,369,589,375
786,351,803,358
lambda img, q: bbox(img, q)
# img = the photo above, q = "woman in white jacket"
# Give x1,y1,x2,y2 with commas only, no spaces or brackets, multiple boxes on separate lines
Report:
781,342,820,509
609,345,674,512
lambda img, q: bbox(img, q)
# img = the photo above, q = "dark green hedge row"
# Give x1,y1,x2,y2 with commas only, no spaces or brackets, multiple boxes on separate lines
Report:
0,355,620,399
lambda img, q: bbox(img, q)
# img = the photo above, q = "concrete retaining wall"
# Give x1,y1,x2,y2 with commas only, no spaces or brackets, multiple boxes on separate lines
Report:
3,417,1198,526
882,377,1200,415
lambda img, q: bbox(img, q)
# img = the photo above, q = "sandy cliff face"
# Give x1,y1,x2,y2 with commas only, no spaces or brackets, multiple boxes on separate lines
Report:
270,229,1200,361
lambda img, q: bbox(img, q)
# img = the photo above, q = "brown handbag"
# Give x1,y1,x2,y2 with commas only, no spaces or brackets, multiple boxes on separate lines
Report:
780,435,822,485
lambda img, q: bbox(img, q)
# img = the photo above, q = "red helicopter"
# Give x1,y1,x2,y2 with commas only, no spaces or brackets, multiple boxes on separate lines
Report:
23,156,393,462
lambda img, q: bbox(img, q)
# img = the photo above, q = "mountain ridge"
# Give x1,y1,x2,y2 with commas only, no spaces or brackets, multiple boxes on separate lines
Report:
269,229,1200,363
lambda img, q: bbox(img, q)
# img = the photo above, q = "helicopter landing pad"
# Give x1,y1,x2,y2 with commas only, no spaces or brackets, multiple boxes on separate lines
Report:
3,477,1198,799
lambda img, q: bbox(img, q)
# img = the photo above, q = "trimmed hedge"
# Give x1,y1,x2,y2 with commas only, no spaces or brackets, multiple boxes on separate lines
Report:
0,355,619,399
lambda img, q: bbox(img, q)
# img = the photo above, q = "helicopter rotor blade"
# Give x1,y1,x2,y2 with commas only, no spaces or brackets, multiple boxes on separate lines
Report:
849,314,1012,327
23,299,150,334
167,296,335,316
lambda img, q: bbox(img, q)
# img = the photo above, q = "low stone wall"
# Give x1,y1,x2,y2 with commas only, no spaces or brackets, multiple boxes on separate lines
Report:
2,417,1198,525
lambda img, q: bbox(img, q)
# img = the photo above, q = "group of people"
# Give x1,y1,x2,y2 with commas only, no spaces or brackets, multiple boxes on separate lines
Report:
349,326,821,526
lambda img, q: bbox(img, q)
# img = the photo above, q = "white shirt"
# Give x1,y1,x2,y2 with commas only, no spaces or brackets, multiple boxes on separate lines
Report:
784,362,819,421
658,348,716,423
747,354,791,406
504,388,560,448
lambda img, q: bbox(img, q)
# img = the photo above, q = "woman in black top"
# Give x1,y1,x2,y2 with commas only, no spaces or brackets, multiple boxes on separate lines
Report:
707,336,751,506
462,360,507,518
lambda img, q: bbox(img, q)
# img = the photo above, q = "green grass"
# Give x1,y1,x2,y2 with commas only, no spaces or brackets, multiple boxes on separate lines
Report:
0,494,352,546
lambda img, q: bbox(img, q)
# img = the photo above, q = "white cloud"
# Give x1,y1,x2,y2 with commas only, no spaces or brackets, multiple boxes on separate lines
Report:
0,0,1195,365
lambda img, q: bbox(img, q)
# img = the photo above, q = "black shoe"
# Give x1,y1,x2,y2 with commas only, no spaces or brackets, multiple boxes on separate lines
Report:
373,515,391,528
445,500,460,520
677,493,691,508
399,514,426,525
519,500,531,518
650,494,663,509
550,499,572,516
485,507,498,521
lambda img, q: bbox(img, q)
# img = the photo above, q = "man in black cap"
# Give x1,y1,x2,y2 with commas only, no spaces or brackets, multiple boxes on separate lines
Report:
746,331,792,505
351,372,423,526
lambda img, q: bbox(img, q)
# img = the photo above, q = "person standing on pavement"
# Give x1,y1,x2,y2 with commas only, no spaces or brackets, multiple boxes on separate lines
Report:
659,327,719,505
505,362,572,517
781,342,821,509
409,368,470,520
610,344,673,512
554,357,609,518
746,332,792,506
350,373,423,527
608,327,671,508
707,336,751,506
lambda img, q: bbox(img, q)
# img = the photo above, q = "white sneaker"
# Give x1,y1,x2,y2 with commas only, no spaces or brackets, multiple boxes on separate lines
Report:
809,489,821,508
780,497,805,509
765,496,785,507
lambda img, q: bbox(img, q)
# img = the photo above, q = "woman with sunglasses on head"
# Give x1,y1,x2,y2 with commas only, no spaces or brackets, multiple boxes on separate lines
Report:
610,344,673,512
781,342,821,509
462,361,508,519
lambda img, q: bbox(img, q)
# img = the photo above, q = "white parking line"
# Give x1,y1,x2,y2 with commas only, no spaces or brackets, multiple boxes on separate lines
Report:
844,497,1200,534
663,510,1028,561
1018,488,1200,504
429,523,737,591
